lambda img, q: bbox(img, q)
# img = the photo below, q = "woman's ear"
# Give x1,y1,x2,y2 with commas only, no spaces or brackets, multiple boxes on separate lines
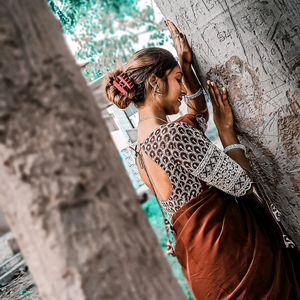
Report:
148,74,164,97
148,74,158,89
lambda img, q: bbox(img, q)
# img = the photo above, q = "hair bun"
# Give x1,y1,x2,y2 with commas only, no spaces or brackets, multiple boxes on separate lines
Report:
104,69,136,109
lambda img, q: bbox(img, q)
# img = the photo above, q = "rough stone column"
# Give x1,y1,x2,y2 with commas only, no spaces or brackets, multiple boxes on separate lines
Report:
0,1,186,299
154,0,300,246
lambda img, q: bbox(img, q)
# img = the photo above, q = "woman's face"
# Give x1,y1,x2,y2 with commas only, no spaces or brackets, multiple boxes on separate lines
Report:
158,65,187,115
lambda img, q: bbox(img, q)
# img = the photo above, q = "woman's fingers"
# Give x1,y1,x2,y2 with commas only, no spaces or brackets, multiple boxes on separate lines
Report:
165,20,182,49
166,20,182,43
166,20,192,64
211,82,224,108
165,20,178,38
165,20,179,33
207,80,219,108
207,81,228,110
222,87,229,104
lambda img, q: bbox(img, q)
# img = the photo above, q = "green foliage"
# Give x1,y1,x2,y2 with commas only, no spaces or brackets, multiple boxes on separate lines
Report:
48,0,169,81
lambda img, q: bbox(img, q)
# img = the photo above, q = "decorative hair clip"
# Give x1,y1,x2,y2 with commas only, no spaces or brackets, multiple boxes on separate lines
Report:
113,73,135,95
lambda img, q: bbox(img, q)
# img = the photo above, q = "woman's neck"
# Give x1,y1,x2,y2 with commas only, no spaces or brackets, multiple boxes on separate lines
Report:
137,105,168,144
138,105,167,123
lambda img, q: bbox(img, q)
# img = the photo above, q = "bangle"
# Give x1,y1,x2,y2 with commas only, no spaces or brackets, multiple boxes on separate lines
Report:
224,143,246,154
185,87,203,100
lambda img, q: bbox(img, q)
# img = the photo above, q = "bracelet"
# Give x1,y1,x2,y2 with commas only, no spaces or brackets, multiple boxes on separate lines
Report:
224,143,246,154
185,87,203,100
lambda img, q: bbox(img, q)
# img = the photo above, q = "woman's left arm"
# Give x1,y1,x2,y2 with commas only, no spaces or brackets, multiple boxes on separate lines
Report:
165,20,208,120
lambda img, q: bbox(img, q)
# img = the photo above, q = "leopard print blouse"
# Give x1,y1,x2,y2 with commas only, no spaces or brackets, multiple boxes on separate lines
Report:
140,115,252,218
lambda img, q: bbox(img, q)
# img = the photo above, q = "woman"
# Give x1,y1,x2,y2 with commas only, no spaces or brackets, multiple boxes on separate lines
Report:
104,20,300,300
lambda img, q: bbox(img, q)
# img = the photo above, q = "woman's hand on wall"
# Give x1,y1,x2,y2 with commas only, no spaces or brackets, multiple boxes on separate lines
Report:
165,20,192,67
207,81,234,133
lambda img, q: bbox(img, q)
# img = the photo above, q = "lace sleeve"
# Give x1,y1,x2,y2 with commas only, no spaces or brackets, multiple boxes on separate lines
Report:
171,122,252,197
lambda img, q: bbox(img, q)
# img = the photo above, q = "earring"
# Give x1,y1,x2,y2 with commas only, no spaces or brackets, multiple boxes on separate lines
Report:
153,84,162,96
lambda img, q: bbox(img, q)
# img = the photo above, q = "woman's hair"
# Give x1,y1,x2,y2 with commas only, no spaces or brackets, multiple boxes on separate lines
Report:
104,47,178,109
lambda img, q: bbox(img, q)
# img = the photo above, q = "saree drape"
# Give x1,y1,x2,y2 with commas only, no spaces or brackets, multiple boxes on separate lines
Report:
172,187,300,299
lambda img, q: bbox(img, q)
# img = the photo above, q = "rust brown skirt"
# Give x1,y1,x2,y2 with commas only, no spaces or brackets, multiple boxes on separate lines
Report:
172,187,300,300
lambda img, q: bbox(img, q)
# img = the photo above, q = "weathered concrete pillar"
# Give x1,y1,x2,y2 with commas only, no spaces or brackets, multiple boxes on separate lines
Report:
154,0,300,245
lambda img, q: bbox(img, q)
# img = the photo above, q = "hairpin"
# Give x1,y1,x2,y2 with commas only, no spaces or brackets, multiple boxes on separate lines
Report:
113,73,135,94
113,81,127,94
